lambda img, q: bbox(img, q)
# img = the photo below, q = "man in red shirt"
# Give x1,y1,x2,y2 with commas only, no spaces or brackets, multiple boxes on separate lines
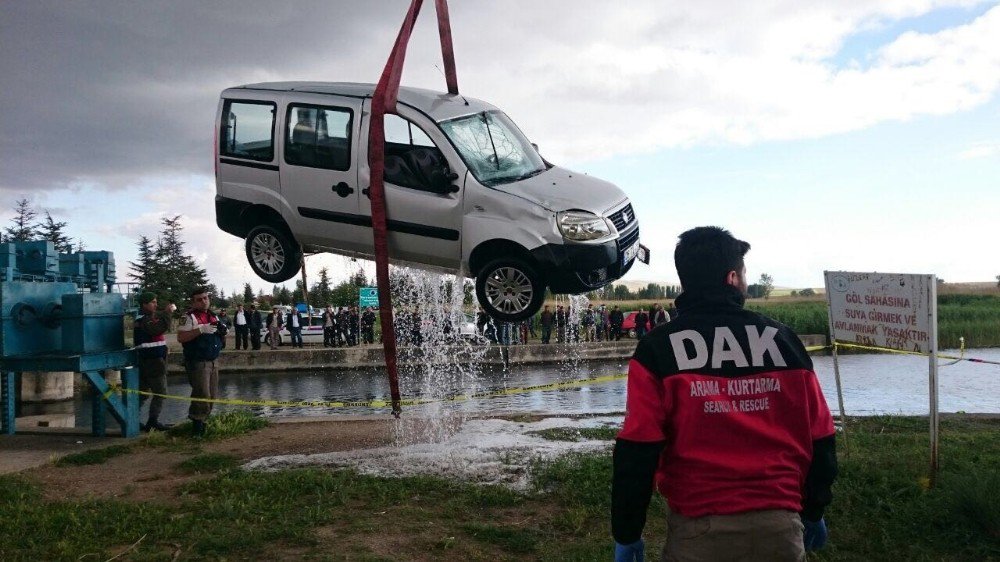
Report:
611,226,837,561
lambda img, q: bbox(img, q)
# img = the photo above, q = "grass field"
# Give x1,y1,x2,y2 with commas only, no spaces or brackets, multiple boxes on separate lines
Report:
1,415,998,560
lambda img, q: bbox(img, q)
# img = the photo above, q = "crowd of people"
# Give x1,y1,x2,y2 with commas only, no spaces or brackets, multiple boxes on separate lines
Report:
204,304,378,350
482,301,678,345
191,301,682,351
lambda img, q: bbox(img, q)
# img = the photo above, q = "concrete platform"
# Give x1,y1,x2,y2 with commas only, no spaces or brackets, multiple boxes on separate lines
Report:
163,334,829,374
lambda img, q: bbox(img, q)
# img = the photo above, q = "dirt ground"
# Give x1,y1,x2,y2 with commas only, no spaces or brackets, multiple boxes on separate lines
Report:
2,416,416,502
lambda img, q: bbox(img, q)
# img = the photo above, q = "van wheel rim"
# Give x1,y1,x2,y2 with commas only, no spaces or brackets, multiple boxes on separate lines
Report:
484,267,533,315
251,233,285,275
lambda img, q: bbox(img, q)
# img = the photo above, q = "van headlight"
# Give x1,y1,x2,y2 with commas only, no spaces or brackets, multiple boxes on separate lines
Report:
557,210,614,242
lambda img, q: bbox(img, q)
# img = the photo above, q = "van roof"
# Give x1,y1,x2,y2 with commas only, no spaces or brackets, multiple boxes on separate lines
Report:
229,82,497,122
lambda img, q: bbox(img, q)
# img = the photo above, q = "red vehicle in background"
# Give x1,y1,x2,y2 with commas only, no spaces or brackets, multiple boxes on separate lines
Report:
620,311,646,339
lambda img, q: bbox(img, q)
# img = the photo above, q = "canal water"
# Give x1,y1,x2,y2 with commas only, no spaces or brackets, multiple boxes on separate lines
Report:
72,347,1000,428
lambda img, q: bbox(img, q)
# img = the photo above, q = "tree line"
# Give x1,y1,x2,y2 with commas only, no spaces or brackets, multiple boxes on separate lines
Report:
1,198,83,252
593,272,780,301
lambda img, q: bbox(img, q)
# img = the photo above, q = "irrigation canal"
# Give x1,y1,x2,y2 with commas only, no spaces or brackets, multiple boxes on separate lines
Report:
47,348,999,429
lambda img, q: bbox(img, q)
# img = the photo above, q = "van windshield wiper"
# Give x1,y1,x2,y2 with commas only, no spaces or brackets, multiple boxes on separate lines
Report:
481,112,500,170
510,168,546,182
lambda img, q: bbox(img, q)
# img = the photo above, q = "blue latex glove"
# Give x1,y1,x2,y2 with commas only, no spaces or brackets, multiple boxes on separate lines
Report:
614,539,645,562
802,517,828,551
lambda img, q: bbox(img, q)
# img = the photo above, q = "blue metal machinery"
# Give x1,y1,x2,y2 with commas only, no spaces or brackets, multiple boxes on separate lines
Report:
0,241,139,437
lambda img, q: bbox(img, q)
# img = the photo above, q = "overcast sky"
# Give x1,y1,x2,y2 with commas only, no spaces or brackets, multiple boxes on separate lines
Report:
1,0,998,296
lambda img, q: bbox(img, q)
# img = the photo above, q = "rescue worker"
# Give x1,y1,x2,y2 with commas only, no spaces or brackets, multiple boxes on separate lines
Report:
132,292,176,432
176,287,223,437
611,226,837,561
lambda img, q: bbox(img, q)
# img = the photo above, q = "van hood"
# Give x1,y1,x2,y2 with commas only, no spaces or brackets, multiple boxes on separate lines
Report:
495,166,628,216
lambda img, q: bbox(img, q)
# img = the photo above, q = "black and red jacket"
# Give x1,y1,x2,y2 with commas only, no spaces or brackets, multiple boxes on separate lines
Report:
611,286,837,544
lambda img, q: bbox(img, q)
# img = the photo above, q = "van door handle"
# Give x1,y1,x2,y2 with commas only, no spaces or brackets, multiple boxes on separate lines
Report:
333,183,354,198
361,187,371,199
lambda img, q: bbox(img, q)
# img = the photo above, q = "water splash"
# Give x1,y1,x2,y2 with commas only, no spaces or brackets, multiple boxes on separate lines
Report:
244,415,620,491
387,266,491,442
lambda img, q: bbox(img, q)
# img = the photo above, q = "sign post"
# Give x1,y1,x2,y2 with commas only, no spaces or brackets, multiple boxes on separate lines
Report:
824,271,939,480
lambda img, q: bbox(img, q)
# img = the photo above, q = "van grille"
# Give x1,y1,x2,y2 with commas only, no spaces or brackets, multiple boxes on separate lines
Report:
617,225,640,253
609,203,635,232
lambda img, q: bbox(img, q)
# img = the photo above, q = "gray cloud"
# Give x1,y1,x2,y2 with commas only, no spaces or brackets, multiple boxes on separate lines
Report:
4,0,996,200
0,0,398,194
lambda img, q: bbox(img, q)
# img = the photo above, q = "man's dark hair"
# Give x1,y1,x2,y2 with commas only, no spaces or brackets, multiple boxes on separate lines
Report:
189,286,211,298
674,226,750,290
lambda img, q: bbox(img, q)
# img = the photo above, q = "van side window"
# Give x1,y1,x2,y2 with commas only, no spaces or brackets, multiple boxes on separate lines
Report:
220,101,276,161
285,105,353,170
384,114,449,192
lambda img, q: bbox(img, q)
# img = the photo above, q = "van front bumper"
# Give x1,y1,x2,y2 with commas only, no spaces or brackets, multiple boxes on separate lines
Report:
530,227,639,294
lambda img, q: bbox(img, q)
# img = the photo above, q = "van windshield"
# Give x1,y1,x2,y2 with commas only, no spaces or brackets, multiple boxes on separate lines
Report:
440,111,546,186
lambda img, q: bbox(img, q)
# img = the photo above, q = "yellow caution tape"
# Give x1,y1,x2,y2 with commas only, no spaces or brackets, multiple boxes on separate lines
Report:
103,339,991,411
832,341,999,365
110,373,629,410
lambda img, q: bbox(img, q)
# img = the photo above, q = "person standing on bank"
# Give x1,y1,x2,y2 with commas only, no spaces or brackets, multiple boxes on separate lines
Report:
611,226,837,561
539,305,553,344
133,292,176,432
361,307,376,344
233,304,249,350
216,309,232,348
322,305,337,347
176,287,223,438
266,306,283,349
286,307,304,348
652,302,670,326
634,308,649,339
248,303,263,350
609,305,624,341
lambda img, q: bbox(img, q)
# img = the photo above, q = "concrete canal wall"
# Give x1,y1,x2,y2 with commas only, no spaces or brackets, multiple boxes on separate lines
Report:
165,334,828,374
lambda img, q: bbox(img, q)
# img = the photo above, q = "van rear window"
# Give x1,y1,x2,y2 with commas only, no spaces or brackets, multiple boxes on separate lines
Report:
220,100,276,161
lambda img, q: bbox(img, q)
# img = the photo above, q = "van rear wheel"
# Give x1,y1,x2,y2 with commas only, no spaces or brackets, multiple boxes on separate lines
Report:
475,257,545,323
246,225,301,283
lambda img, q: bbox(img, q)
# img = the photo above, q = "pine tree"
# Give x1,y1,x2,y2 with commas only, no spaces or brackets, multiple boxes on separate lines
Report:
37,211,74,253
5,198,39,241
310,267,333,307
135,216,210,307
129,235,155,285
243,283,255,303
277,286,292,304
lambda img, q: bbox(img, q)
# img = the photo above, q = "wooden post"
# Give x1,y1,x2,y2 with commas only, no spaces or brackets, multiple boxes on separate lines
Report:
299,253,311,325
824,274,849,455
928,275,940,484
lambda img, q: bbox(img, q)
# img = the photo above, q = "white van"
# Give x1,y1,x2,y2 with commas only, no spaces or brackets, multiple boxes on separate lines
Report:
215,82,647,321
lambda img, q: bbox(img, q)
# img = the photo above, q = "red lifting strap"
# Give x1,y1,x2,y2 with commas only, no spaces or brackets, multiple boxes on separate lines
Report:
370,0,458,416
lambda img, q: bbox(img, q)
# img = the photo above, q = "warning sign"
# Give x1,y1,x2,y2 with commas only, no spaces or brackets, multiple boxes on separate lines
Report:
824,271,935,353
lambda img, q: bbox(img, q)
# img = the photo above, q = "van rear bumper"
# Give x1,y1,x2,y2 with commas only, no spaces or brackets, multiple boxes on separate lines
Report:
216,195,253,238
530,237,636,294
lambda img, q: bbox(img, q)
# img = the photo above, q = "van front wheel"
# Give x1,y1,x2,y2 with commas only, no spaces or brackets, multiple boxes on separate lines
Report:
475,257,545,323
246,226,301,283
